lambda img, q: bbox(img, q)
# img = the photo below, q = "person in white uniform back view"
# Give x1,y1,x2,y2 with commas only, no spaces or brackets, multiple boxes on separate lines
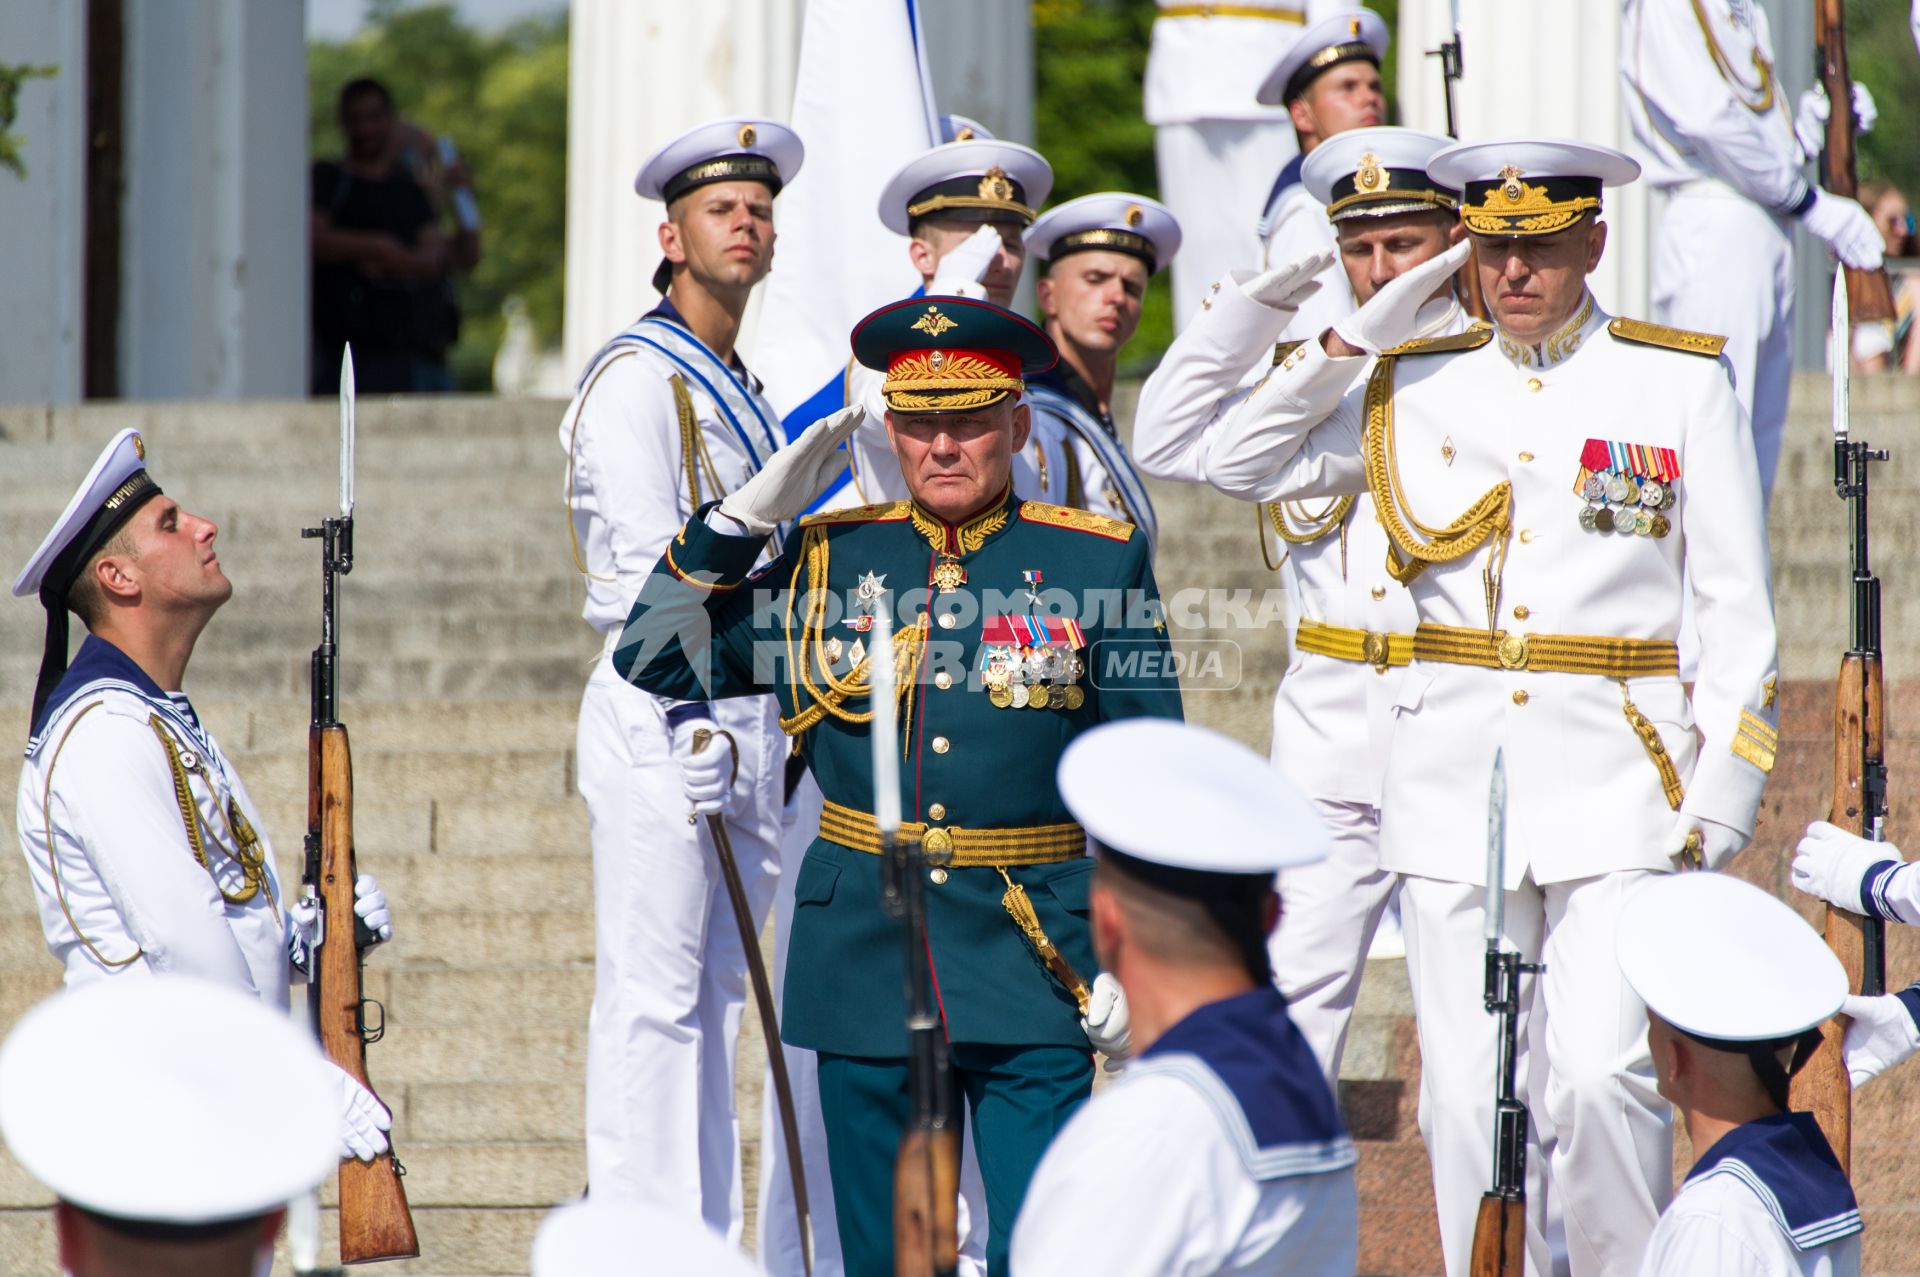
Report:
1618,873,1860,1277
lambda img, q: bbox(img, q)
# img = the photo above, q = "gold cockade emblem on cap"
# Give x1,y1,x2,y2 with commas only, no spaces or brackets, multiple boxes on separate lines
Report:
1355,152,1384,192
1348,16,1362,34
912,306,960,337
1499,164,1526,203
738,123,757,148
928,350,948,371
131,434,146,460
978,166,1014,203
1124,203,1144,227
955,125,976,141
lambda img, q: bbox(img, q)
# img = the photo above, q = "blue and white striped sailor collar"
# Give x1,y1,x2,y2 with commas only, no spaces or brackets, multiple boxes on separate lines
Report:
1686,1112,1862,1251
25,634,208,760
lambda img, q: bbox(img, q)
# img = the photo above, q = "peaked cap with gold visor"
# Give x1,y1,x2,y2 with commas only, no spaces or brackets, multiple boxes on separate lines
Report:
852,296,1058,415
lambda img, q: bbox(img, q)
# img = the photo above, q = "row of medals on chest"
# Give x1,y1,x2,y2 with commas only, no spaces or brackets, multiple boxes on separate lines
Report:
1579,471,1674,538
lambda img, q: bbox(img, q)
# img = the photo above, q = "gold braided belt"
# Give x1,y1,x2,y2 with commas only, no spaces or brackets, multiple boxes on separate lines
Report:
1158,4,1306,19
820,798,1087,868
1412,622,1679,678
1294,619,1414,668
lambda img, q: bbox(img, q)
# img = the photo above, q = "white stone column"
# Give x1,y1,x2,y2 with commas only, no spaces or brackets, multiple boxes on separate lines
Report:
0,1,85,405
561,0,802,378
119,0,308,399
919,0,1034,145
1395,0,1650,320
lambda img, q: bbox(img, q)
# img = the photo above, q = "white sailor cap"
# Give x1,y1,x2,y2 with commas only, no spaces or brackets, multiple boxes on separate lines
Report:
1027,193,1182,276
12,427,166,732
0,977,336,1226
940,113,996,143
1256,7,1389,106
1428,137,1641,238
633,116,804,205
1616,873,1846,1044
532,1201,763,1277
1058,719,1330,876
878,138,1054,235
1302,126,1459,223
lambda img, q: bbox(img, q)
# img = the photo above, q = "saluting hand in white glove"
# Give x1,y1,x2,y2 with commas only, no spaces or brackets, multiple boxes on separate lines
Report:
717,405,865,535
1237,250,1335,314
1081,972,1132,1066
1801,190,1886,271
1840,991,1920,1088
330,1062,394,1162
928,224,1004,300
1330,239,1473,357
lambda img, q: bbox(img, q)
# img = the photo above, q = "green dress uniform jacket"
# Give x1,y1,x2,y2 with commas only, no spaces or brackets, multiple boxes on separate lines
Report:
613,487,1183,1058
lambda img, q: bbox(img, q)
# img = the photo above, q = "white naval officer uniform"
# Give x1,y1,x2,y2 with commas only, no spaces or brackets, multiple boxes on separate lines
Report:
1147,0,1318,331
1013,718,1358,1277
1207,274,1779,1273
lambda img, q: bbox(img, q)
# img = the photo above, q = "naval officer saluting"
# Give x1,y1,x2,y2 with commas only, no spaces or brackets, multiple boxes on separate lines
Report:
611,296,1181,1276
1012,719,1358,1276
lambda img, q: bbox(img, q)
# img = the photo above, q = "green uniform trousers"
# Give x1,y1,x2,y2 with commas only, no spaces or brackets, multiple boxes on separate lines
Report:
816,1043,1095,1277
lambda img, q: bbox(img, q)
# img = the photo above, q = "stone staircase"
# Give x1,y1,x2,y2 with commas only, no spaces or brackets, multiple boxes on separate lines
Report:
0,369,1913,1275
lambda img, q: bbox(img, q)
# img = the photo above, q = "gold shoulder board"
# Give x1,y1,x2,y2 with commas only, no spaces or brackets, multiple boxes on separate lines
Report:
1606,317,1728,358
798,500,912,529
1018,501,1136,542
1381,322,1495,358
1271,339,1306,366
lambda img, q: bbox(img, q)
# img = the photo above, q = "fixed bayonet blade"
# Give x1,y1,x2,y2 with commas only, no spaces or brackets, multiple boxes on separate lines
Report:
339,344,357,516
1831,267,1849,443
1485,748,1507,943
869,604,900,836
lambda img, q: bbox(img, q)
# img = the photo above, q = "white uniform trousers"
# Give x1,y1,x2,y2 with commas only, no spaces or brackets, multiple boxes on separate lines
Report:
1155,119,1299,329
1269,795,1397,1089
1651,189,1795,501
578,657,786,1236
1401,871,1671,1277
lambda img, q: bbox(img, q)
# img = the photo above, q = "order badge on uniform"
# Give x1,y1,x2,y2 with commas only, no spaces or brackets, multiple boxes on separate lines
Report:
1571,438,1677,539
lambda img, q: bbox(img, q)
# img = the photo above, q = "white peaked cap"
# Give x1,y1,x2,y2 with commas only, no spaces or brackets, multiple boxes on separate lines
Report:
0,977,336,1224
1058,719,1330,874
1616,873,1847,1042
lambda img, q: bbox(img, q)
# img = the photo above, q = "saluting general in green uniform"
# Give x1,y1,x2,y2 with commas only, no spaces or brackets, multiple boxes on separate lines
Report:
613,296,1183,1276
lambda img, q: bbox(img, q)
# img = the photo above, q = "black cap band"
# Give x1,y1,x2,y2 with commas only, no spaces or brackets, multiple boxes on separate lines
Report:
1048,228,1157,273
906,169,1034,227
1325,163,1459,221
1283,41,1377,103
1461,173,1603,237
660,153,783,206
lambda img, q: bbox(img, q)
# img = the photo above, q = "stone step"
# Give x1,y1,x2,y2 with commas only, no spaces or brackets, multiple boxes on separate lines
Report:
0,396,568,448
1,434,561,485
0,651,594,705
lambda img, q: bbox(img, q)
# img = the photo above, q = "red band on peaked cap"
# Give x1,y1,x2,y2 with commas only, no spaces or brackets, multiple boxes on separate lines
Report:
887,346,1021,380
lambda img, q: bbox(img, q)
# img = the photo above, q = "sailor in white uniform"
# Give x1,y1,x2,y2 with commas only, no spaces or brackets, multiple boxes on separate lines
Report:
1621,0,1883,499
1012,719,1357,1277
534,1200,765,1277
1024,193,1181,550
0,977,340,1277
1134,128,1465,1085
560,118,813,1232
1203,138,1782,1277
10,429,395,1165
1145,0,1315,330
1249,7,1387,344
1618,872,1862,1277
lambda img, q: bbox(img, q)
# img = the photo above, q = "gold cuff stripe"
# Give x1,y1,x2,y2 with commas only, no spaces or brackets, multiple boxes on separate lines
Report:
1294,619,1414,667
1732,732,1777,774
664,542,743,592
1734,709,1779,773
819,798,1086,867
1158,4,1305,19
1737,709,1779,747
1412,623,1680,678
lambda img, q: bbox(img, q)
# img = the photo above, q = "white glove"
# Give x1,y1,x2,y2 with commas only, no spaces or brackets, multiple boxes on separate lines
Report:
1795,84,1877,161
354,873,393,947
1330,240,1473,355
1791,820,1901,915
671,717,735,816
717,404,864,535
1238,250,1334,313
288,896,321,978
1801,189,1885,271
331,1062,393,1162
1841,991,1920,1088
927,224,1001,300
1080,972,1131,1065
1665,814,1745,871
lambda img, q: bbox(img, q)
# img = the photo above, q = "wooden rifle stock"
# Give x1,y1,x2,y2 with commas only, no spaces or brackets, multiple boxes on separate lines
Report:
309,724,419,1263
893,1125,960,1277
1469,1192,1524,1277
1816,0,1895,324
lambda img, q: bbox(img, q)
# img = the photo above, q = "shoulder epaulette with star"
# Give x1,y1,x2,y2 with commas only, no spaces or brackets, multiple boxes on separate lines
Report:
1382,322,1495,358
1606,317,1728,358
1018,501,1136,542
798,500,911,529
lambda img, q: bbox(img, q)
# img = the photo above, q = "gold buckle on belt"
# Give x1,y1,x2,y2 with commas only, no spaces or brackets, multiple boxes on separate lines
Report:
1497,632,1529,670
1361,630,1391,667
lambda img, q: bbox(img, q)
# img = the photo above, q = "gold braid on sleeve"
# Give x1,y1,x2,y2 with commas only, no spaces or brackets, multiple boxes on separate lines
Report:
1362,356,1514,629
778,525,928,742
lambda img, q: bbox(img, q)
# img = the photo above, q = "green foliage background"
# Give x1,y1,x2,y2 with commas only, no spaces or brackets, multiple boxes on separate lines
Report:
1848,0,1920,205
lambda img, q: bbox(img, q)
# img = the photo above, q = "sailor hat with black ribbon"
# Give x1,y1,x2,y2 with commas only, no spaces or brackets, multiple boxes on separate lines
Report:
879,138,1055,235
12,427,165,731
1026,193,1182,276
532,1201,763,1277
1429,137,1641,238
853,295,1057,414
633,116,804,292
0,977,336,1227
1255,6,1389,106
1302,126,1459,224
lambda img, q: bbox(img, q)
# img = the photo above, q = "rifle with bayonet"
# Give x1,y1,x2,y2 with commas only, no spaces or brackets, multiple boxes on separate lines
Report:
874,604,959,1277
304,346,419,1264
1469,751,1538,1277
1790,268,1890,1171
1426,0,1487,320
1815,0,1895,324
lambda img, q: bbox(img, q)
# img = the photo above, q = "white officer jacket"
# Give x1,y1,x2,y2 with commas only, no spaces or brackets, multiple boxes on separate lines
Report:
1144,1,1312,125
16,671,291,1006
1260,178,1350,346
1621,0,1810,209
1204,296,1780,886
